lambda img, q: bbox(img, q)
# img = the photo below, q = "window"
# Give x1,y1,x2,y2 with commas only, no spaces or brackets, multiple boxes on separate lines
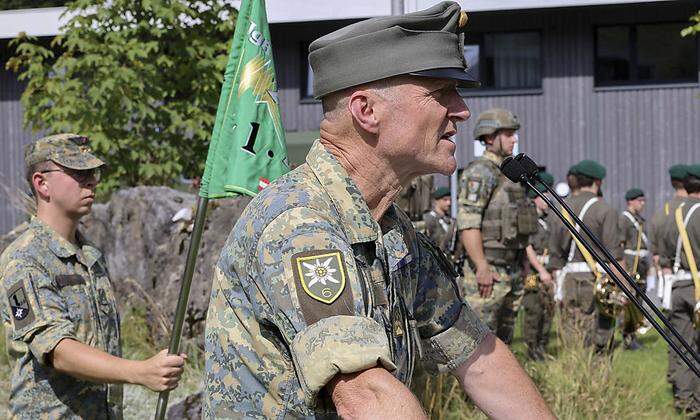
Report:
463,31,542,90
595,22,698,86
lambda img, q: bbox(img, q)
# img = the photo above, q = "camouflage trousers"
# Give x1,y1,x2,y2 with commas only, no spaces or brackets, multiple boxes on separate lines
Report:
667,281,700,415
522,274,555,352
460,263,523,344
561,273,616,351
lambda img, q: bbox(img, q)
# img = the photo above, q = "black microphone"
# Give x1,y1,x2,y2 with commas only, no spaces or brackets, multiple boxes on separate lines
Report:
500,156,528,184
512,153,700,372
515,153,540,179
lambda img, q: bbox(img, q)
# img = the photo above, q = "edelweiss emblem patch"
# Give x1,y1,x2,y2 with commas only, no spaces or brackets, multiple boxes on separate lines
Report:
293,250,346,304
7,282,34,329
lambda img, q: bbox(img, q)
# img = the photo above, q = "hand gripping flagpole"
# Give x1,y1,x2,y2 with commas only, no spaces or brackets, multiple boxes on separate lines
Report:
154,196,209,420
501,155,700,378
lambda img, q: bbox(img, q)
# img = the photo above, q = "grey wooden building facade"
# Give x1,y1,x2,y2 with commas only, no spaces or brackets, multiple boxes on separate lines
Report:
1,0,699,234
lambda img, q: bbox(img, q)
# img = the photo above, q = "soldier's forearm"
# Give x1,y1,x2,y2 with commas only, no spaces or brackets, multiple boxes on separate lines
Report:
50,338,140,385
461,229,488,269
525,245,546,274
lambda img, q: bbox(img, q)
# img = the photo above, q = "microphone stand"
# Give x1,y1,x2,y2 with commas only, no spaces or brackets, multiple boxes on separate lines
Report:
514,153,700,368
500,156,700,378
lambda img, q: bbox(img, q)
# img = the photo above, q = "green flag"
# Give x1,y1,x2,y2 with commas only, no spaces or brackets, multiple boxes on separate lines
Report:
200,0,289,198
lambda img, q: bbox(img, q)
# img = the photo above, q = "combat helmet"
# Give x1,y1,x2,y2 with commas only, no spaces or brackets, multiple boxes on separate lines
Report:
473,108,520,141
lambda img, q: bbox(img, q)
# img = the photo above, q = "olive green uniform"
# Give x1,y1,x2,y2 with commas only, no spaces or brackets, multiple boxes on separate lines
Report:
522,212,555,356
548,191,622,350
423,210,455,253
619,210,650,341
657,196,700,414
457,150,538,343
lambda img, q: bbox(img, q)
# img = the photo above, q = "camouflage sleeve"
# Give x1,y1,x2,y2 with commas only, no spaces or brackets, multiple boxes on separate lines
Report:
254,207,395,407
413,233,488,373
547,214,567,270
456,164,496,231
1,260,76,364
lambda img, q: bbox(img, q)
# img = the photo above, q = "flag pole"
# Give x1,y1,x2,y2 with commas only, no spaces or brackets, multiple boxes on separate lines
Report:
154,196,209,420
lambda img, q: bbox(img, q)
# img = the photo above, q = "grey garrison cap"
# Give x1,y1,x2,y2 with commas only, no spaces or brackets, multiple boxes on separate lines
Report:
309,1,480,99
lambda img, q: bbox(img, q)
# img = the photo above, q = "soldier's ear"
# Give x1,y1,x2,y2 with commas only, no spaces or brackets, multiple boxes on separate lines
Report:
348,89,380,135
33,172,51,201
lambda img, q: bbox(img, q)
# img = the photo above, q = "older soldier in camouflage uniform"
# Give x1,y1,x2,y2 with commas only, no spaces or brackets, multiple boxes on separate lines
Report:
657,164,700,415
522,171,555,361
423,187,455,252
548,160,623,352
204,3,552,419
457,108,538,344
0,134,186,419
619,188,650,350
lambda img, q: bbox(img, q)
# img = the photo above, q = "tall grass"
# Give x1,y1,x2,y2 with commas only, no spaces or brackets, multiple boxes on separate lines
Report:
415,314,681,419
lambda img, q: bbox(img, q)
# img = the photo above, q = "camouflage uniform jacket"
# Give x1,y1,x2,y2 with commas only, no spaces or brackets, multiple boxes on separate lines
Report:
649,196,685,256
422,210,454,252
204,141,488,419
528,212,553,272
0,218,122,419
548,191,622,270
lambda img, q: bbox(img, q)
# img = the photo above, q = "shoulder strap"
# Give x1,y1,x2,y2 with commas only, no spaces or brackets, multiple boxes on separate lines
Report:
622,211,649,248
565,197,599,262
664,202,670,216
562,197,601,279
674,203,700,303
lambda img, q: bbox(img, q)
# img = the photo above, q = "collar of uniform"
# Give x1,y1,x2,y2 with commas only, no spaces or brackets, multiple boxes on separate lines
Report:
31,217,78,259
76,230,102,268
482,150,504,166
577,190,597,200
306,140,378,243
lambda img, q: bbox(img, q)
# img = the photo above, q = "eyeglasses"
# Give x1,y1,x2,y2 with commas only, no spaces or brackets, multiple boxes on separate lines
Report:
40,167,101,184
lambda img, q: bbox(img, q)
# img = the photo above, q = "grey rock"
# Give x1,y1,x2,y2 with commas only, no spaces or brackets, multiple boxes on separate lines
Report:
166,391,202,420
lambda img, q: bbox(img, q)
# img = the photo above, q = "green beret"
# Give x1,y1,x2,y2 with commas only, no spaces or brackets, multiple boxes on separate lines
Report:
527,171,554,199
573,159,606,180
25,133,104,170
687,164,700,178
668,164,689,181
625,188,644,201
309,1,479,98
433,187,451,199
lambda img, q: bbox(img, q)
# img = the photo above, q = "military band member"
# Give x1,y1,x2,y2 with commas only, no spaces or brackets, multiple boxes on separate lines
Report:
456,108,538,344
203,3,552,419
0,134,186,419
423,186,455,252
548,160,623,352
522,171,555,361
657,164,700,415
619,188,650,350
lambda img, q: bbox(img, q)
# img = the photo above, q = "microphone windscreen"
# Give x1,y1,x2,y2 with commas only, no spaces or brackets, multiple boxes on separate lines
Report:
515,154,539,178
500,156,527,183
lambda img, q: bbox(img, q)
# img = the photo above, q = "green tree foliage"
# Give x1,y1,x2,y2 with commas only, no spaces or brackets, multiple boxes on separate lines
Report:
6,0,237,193
681,11,700,37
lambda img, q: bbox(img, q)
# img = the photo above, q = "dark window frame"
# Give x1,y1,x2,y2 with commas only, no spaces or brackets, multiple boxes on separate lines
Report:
461,29,544,96
593,21,699,87
299,40,317,102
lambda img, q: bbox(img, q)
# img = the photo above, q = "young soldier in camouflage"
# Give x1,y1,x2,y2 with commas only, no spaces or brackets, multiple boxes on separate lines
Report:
657,164,700,415
0,134,187,419
422,187,455,252
619,188,650,350
548,160,624,352
204,3,552,419
522,171,555,361
457,107,538,344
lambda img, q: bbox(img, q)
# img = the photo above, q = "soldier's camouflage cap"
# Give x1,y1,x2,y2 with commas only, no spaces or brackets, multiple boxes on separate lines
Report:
668,164,689,181
570,159,606,180
308,1,479,99
687,164,700,178
24,133,104,170
432,186,451,199
527,171,554,198
624,187,644,201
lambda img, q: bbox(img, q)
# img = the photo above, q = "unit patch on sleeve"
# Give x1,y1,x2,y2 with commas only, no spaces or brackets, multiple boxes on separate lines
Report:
7,281,35,330
467,177,482,202
291,249,354,325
